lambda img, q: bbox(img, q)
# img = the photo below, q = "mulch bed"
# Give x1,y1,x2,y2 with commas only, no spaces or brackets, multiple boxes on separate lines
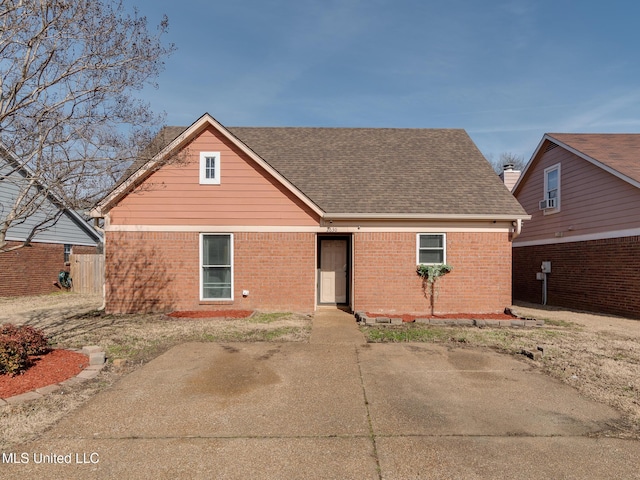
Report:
167,310,254,319
0,350,89,398
365,312,517,322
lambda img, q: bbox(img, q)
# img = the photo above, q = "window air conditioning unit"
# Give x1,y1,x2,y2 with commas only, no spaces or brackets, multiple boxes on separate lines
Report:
539,198,557,210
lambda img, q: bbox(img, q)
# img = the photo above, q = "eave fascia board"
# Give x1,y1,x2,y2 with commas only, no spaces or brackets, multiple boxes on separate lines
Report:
95,113,324,218
546,134,640,190
323,213,531,221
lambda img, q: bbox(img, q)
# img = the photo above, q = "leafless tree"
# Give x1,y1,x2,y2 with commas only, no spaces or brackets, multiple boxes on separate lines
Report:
0,0,174,251
489,152,528,174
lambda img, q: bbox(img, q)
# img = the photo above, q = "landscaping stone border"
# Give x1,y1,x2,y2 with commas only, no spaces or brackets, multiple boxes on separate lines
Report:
0,346,106,406
354,312,544,328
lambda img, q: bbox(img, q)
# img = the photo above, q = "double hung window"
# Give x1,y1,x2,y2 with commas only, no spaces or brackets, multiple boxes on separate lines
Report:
543,163,561,213
417,234,446,265
200,234,233,300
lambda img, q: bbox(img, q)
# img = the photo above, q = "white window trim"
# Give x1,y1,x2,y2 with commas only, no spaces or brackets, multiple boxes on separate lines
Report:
199,151,221,185
416,233,446,265
543,163,561,215
199,233,234,301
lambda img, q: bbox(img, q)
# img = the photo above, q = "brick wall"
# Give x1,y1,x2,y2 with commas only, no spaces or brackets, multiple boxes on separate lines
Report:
105,231,316,314
513,236,640,319
0,241,96,297
353,232,512,315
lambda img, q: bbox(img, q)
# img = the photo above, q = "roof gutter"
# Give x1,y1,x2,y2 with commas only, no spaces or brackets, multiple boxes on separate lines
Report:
323,213,531,221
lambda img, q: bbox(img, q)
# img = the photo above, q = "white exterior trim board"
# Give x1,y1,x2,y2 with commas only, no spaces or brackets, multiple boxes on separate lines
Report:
513,227,640,247
105,225,513,233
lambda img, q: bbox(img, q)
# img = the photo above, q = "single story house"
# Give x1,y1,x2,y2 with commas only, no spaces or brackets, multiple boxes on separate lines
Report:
0,150,102,297
93,113,529,315
512,133,640,318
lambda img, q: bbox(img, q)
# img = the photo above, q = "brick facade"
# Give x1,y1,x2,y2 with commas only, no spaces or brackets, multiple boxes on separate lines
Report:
513,236,640,319
105,231,316,314
352,231,512,315
106,230,513,315
0,241,96,297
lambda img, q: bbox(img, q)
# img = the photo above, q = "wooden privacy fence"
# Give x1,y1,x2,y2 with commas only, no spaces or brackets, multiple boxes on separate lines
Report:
69,254,104,295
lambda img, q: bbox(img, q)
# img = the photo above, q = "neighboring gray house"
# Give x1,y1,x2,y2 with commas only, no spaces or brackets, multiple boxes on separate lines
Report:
0,149,102,296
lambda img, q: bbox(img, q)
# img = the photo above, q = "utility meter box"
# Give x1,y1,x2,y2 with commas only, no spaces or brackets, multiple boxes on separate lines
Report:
541,261,552,273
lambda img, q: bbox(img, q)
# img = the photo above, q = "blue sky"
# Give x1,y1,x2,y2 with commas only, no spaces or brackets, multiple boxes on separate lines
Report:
132,0,640,163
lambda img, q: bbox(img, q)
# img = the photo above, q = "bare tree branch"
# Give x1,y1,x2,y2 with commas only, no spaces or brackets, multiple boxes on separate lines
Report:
0,0,174,251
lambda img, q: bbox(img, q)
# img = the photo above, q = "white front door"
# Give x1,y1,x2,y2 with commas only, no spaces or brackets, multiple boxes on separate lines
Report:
320,239,347,304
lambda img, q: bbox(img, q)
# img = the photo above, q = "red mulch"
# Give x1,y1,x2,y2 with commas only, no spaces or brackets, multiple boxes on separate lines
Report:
365,312,517,322
0,350,89,398
167,310,254,319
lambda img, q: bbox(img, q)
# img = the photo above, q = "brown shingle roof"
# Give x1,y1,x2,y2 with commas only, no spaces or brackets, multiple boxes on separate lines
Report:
548,133,640,185
110,120,527,218
226,127,526,216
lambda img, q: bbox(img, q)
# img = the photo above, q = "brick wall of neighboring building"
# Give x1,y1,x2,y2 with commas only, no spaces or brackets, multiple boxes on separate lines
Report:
353,232,512,315
0,241,98,297
513,236,640,319
105,231,316,314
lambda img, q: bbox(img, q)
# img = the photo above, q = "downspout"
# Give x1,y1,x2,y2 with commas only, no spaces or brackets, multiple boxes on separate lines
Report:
512,219,522,240
93,214,107,311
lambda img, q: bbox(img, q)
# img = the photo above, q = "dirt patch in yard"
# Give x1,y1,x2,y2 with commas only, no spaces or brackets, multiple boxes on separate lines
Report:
0,292,102,325
365,312,516,322
168,310,254,319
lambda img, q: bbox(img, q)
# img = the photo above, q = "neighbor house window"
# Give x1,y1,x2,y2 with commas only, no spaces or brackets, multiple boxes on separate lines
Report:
417,234,446,265
200,234,233,300
64,244,72,263
199,151,221,184
543,163,561,213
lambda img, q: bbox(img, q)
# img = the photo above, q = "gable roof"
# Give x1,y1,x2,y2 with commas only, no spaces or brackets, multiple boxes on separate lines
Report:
0,146,102,245
514,133,640,193
97,113,528,220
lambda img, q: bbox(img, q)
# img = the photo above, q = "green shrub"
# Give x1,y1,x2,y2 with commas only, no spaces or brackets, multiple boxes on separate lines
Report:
0,324,50,375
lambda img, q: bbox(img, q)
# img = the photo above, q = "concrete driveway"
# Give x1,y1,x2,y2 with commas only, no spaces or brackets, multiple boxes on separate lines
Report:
3,310,639,479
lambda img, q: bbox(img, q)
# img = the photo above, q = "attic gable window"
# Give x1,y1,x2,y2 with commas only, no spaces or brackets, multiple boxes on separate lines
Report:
199,152,221,185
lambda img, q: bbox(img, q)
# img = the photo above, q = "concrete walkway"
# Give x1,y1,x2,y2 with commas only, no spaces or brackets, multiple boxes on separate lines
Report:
309,308,366,344
3,309,639,479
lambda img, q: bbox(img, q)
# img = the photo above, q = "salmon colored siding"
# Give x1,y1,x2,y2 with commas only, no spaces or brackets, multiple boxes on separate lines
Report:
110,126,320,227
514,144,640,244
353,232,512,315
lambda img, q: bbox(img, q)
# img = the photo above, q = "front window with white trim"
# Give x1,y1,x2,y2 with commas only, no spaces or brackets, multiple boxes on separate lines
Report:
200,234,233,300
417,234,446,265
199,151,221,184
543,164,561,213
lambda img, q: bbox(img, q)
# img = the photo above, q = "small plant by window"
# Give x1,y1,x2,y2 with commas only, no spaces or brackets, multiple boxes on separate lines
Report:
416,264,453,316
